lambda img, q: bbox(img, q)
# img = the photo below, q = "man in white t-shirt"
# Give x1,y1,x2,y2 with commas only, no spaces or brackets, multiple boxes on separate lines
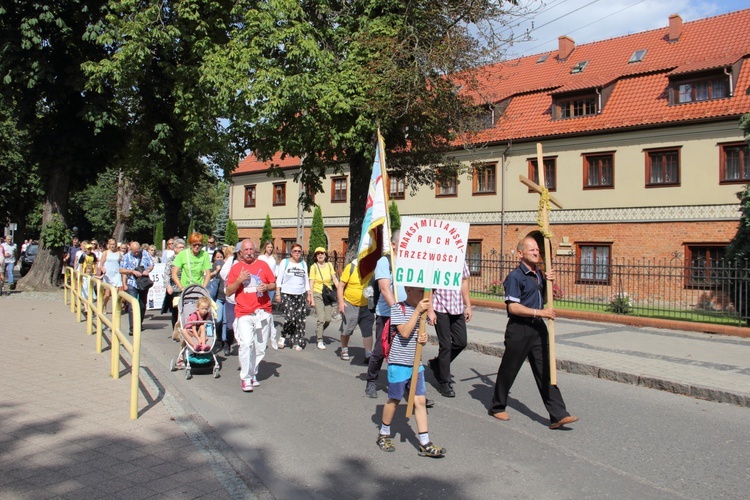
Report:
2,236,17,289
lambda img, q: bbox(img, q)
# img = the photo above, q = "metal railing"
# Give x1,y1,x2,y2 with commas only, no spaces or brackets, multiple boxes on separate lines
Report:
323,253,749,327
466,253,749,327
63,267,144,419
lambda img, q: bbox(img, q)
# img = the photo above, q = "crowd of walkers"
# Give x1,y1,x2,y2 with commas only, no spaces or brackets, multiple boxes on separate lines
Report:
62,230,578,458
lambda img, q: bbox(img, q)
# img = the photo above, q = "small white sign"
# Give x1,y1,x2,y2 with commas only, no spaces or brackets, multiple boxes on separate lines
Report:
394,217,470,291
147,263,166,310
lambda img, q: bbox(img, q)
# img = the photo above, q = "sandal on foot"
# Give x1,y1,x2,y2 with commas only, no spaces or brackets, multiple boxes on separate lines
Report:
376,434,395,452
418,442,446,458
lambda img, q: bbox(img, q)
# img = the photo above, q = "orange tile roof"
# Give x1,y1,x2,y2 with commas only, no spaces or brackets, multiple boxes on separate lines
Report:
235,151,302,175
236,8,750,174
469,8,750,143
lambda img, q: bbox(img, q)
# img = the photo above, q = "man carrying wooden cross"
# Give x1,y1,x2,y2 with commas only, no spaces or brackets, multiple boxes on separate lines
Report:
487,236,578,429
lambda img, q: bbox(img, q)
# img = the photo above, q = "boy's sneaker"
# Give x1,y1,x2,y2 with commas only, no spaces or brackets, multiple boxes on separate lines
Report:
365,381,378,398
418,442,446,458
241,380,253,392
317,341,326,350
376,434,395,452
340,348,350,361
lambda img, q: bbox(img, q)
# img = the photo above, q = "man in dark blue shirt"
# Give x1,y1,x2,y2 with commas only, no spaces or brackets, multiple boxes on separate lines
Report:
488,236,578,430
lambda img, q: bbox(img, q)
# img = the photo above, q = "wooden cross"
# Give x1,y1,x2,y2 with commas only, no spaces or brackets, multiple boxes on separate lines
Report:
518,143,563,385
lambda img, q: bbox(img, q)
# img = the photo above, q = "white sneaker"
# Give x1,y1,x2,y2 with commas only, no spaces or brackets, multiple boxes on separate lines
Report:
278,339,285,349
340,349,350,361
251,377,260,387
317,341,326,350
241,380,253,392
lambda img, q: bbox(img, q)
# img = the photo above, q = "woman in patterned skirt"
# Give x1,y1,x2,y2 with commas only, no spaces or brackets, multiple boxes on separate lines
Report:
275,243,311,351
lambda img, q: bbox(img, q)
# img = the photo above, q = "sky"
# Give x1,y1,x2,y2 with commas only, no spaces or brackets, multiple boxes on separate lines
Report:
500,0,750,59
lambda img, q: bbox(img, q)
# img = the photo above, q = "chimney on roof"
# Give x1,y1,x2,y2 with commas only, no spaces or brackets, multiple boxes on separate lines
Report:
668,14,683,42
558,36,575,60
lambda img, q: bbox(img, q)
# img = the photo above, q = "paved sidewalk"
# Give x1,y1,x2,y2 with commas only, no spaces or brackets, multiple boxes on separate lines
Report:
457,307,750,408
0,293,269,500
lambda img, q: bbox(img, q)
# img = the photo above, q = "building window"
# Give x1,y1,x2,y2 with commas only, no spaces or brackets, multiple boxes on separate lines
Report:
720,142,750,183
436,171,458,197
331,176,347,203
281,239,296,258
467,240,482,276
273,182,286,206
685,244,726,288
672,74,728,104
645,147,680,187
576,243,611,285
528,157,557,191
472,163,496,195
583,153,614,189
244,185,256,207
556,94,597,119
390,177,405,199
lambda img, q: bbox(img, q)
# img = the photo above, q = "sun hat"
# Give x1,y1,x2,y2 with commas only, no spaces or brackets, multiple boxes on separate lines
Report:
314,246,326,254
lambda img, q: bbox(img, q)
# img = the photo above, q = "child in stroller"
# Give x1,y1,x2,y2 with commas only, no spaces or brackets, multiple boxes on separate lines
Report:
182,296,212,352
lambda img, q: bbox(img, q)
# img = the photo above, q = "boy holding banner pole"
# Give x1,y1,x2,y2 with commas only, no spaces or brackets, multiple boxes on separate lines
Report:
375,286,445,458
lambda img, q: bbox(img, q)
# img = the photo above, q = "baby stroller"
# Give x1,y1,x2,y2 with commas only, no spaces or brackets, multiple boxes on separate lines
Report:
169,284,221,379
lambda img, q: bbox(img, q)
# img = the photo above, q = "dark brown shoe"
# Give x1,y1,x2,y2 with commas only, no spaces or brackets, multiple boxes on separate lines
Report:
549,415,579,429
490,411,510,421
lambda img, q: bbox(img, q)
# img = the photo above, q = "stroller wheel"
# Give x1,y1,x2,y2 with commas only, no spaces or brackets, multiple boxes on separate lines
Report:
185,368,192,380
213,366,220,378
169,358,176,372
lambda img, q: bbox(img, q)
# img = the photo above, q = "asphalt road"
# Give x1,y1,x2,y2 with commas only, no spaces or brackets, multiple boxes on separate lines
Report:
140,311,750,499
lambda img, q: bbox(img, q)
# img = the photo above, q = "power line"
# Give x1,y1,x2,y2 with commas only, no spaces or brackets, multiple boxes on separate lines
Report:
512,0,647,56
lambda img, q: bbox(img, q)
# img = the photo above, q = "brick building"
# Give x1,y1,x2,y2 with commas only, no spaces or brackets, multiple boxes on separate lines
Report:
230,9,750,284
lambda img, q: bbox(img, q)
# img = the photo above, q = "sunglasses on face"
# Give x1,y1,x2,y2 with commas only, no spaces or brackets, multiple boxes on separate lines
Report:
192,243,202,248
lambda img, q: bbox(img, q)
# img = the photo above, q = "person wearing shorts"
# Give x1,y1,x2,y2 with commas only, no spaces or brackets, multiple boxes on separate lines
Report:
337,259,375,362
374,286,445,458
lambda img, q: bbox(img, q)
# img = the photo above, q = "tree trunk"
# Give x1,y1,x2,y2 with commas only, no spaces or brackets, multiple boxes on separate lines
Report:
17,167,70,291
346,151,369,262
159,184,182,239
112,169,133,242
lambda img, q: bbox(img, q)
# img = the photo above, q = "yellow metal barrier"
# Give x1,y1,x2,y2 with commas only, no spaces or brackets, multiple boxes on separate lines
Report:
63,266,143,419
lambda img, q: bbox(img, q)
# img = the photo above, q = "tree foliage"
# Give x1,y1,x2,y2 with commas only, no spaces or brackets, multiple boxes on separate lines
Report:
0,1,122,289
83,0,245,238
308,206,327,266
225,219,239,246
154,221,164,250
214,182,230,243
206,0,531,260
261,214,274,247
389,200,401,231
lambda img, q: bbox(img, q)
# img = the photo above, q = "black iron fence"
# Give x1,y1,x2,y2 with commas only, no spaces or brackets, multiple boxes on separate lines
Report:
321,252,749,327
466,253,750,327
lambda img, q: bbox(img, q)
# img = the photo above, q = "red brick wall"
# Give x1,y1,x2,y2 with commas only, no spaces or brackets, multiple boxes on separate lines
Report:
467,221,737,261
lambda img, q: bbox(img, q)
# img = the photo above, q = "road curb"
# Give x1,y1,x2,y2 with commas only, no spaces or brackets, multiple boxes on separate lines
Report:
430,334,750,409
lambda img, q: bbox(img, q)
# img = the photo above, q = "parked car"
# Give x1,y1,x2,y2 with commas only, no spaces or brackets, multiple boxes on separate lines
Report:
20,241,38,277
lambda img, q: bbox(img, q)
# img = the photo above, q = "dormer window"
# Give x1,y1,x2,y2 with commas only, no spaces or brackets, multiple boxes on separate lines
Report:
554,92,597,119
629,49,647,63
537,54,549,64
670,71,729,104
570,60,589,74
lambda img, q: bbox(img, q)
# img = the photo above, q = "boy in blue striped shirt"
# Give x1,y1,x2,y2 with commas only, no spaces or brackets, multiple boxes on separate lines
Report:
376,286,446,458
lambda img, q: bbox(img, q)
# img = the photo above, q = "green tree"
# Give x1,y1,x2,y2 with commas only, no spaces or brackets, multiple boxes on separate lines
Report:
187,220,195,239
389,201,401,231
83,0,245,239
0,95,43,242
308,206,327,266
1,1,122,289
261,214,274,248
225,219,239,246
153,221,164,250
207,0,531,262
